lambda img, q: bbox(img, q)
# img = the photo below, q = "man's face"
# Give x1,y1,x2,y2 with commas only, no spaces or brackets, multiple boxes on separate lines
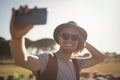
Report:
58,27,80,53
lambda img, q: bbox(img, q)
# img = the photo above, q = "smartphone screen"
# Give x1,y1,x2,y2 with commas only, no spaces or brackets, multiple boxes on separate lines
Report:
14,8,47,26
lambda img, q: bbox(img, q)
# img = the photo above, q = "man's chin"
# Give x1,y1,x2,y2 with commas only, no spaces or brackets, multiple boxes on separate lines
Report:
62,48,73,54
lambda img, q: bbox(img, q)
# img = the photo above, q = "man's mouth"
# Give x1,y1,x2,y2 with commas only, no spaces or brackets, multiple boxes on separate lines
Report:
66,44,72,47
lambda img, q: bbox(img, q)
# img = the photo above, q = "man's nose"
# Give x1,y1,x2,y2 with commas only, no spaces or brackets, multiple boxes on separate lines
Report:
67,37,73,42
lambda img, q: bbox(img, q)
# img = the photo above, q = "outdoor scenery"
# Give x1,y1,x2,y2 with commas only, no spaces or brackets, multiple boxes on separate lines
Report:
0,37,120,80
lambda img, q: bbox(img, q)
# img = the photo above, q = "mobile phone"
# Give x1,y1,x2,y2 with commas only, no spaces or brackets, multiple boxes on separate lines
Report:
14,8,47,26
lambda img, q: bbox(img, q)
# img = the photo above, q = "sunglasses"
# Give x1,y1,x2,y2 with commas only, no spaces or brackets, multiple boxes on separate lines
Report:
60,33,80,41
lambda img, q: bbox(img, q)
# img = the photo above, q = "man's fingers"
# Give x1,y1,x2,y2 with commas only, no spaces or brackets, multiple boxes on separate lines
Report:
10,8,16,27
24,5,29,14
18,5,24,14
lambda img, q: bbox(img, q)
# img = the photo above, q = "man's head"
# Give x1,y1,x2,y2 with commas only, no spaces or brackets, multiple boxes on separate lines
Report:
53,21,87,53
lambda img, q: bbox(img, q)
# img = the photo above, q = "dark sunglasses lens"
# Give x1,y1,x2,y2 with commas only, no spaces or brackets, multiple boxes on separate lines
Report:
71,35,79,41
61,33,79,41
62,33,69,40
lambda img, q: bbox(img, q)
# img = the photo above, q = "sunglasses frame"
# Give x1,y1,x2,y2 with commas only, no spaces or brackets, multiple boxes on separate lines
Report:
60,33,80,41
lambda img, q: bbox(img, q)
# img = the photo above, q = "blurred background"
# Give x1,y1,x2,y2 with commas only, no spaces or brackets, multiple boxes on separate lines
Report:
0,0,120,80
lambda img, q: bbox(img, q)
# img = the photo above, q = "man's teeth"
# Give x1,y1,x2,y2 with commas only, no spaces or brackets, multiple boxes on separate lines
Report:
66,44,72,46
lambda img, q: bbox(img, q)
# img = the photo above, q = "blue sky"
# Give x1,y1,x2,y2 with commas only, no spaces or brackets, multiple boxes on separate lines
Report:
0,0,120,53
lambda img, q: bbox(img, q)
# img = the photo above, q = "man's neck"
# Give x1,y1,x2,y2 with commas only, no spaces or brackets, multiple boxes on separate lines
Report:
57,50,73,60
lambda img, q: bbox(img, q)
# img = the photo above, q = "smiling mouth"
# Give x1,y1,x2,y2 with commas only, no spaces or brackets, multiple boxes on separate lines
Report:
66,44,72,47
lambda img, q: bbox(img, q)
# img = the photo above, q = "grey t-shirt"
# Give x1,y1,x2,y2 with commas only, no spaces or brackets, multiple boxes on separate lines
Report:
37,53,84,80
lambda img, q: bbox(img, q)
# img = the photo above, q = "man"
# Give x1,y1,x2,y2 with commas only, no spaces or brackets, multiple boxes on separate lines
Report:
10,6,105,80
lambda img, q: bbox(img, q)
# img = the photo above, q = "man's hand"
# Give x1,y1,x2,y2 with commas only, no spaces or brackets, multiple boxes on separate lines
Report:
10,5,33,39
